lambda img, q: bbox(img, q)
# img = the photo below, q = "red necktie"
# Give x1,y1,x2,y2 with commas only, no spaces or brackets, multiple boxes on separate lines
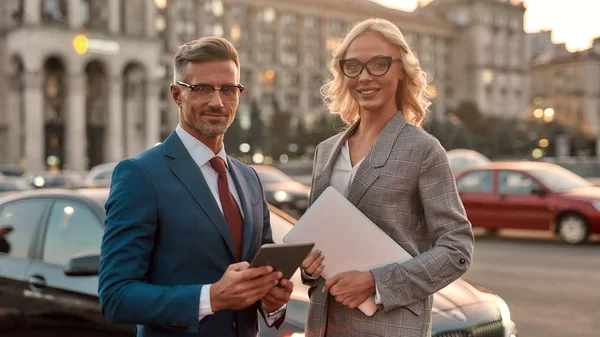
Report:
209,157,243,261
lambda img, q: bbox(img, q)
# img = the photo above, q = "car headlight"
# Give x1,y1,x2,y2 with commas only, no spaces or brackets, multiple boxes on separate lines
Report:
290,333,305,337
497,298,511,325
274,190,289,202
592,201,600,211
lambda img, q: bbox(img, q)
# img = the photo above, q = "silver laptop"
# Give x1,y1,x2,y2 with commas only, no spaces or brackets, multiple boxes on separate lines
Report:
283,186,413,316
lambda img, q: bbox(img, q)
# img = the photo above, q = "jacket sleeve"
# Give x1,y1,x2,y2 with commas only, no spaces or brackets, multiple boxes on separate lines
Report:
98,159,203,333
370,137,474,313
301,143,323,288
251,166,286,328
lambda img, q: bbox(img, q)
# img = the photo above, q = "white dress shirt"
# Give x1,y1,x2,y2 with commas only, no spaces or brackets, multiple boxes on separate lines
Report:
175,125,283,325
304,140,383,306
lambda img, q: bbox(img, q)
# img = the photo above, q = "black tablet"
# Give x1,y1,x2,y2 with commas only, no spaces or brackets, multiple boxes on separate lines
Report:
249,242,315,279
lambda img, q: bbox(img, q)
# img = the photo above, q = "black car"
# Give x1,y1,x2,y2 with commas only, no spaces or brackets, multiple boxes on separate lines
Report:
251,165,311,218
0,189,517,337
0,188,133,336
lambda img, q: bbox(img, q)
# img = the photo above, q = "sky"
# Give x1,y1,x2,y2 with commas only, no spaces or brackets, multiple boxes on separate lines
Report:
372,0,600,52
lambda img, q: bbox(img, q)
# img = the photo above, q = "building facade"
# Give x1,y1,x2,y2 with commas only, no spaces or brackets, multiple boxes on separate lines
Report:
0,0,529,171
529,37,600,152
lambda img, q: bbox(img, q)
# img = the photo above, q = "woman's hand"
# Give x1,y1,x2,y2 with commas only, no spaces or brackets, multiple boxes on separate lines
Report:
300,249,325,278
323,270,376,309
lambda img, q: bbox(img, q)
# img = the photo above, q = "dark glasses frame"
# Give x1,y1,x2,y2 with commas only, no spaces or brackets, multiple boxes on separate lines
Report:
338,56,402,78
176,80,245,102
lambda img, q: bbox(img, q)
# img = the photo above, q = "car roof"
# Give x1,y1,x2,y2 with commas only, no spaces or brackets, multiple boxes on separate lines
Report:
0,187,110,206
461,161,560,172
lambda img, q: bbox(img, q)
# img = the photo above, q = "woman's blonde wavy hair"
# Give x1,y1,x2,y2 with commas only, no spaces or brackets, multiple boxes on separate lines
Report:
321,18,432,127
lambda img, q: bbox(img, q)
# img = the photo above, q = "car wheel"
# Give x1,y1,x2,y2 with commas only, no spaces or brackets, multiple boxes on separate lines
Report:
557,213,589,244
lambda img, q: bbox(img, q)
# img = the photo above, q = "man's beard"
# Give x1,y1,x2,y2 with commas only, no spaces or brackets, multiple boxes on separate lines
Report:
184,110,228,137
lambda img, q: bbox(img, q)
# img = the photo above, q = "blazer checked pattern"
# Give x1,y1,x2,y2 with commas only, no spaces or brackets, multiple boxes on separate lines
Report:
303,112,474,337
98,131,283,337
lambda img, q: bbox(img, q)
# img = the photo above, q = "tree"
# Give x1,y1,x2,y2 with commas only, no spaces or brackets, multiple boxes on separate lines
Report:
224,109,244,156
269,97,292,158
293,117,309,157
248,99,265,153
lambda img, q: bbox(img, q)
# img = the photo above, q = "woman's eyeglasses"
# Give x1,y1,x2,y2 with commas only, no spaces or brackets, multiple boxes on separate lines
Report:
176,81,245,103
339,56,401,79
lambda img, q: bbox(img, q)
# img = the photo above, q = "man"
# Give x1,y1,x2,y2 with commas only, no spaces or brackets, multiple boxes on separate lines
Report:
98,37,292,337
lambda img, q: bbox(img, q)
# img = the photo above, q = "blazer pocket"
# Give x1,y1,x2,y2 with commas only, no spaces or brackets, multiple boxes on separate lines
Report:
404,298,424,316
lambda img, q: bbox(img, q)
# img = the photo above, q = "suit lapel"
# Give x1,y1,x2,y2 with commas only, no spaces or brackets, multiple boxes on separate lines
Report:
311,122,359,202
227,159,254,261
346,112,408,205
163,131,236,260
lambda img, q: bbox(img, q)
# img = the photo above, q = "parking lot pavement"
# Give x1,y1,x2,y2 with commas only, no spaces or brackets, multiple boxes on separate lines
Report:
465,230,600,337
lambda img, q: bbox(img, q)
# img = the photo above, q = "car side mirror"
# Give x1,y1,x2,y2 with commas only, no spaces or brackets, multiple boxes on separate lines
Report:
64,252,100,276
531,186,547,196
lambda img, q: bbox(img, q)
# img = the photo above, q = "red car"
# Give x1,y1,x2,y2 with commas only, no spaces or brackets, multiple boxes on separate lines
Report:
455,161,600,244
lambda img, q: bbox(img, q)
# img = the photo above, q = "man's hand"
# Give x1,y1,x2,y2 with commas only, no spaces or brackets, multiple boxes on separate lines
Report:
323,270,375,309
261,279,293,313
210,262,282,312
300,249,325,278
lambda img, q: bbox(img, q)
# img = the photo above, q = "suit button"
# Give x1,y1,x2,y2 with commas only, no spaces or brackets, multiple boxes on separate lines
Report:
459,258,466,265
232,321,238,329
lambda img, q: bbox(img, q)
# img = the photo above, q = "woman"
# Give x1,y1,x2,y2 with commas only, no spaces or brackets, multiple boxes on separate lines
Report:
299,18,474,337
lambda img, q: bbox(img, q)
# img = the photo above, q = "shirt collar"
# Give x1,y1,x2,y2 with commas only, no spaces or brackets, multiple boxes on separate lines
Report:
175,124,228,168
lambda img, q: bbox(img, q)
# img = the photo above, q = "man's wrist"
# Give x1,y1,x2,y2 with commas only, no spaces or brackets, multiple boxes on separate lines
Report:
209,282,221,312
266,303,287,316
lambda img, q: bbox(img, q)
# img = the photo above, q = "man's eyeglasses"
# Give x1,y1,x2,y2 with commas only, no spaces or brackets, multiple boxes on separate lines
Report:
338,56,402,78
176,81,245,103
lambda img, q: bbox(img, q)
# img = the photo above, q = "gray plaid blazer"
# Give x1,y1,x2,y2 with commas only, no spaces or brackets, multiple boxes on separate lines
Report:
303,112,474,337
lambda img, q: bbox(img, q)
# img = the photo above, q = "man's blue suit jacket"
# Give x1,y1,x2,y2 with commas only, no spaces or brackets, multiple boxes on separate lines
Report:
98,131,278,337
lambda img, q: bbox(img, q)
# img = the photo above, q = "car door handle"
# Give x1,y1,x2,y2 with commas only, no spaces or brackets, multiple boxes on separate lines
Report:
27,275,47,290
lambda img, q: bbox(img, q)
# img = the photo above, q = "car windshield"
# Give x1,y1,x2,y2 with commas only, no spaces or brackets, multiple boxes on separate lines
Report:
527,167,592,192
256,170,290,184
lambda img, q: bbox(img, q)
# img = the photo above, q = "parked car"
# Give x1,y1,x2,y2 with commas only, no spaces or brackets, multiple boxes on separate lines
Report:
446,149,490,174
0,189,517,337
251,165,311,218
456,161,600,244
0,165,25,178
84,163,117,187
22,170,85,189
0,179,33,197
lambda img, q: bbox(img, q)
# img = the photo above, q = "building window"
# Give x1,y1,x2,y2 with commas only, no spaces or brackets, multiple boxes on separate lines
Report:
263,8,276,24
42,0,67,25
482,68,494,84
260,70,276,85
327,37,343,51
231,24,242,41
304,16,316,30
155,14,166,32
154,0,167,9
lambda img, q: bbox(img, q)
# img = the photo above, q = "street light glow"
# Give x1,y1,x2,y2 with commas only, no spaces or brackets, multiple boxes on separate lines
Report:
544,108,555,117
533,109,544,118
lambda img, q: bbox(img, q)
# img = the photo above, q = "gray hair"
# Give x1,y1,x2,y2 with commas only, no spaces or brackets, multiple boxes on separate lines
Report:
172,37,240,84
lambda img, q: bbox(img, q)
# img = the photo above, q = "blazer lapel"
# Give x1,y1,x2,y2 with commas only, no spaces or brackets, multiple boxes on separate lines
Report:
311,122,359,202
346,111,408,205
227,159,254,261
163,131,236,260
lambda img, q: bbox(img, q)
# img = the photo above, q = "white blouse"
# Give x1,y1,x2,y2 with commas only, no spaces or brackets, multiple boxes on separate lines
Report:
329,140,365,197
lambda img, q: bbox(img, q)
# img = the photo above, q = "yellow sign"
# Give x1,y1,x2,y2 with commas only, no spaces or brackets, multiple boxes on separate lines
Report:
73,34,89,55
